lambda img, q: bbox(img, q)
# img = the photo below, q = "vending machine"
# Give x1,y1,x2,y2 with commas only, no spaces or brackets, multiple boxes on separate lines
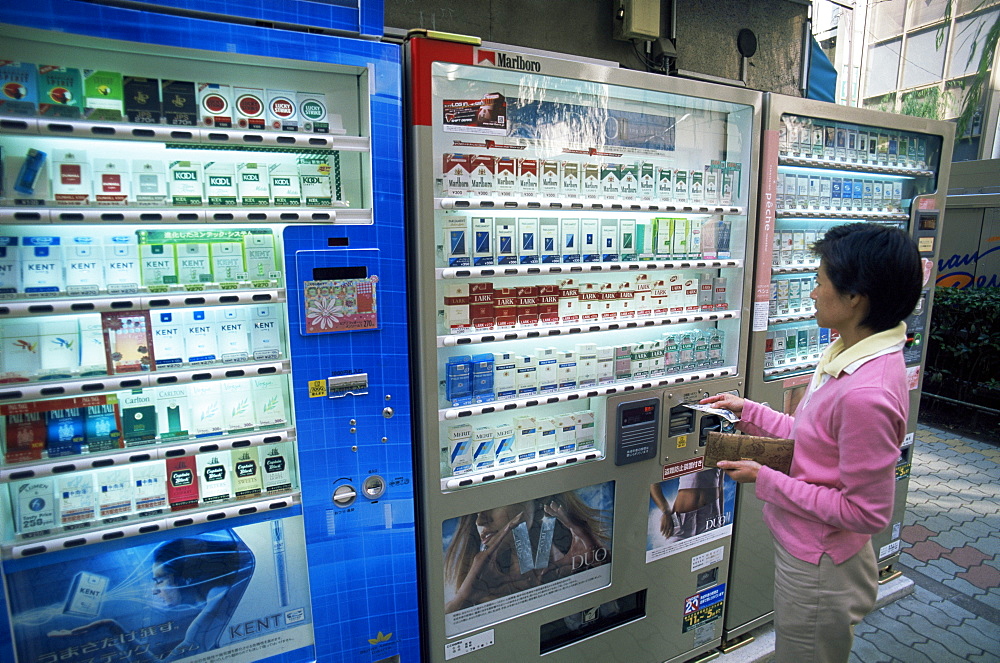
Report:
0,3,420,662
405,33,762,663
723,93,954,645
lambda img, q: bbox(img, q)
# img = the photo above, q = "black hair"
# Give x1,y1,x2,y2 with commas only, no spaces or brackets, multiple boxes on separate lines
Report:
813,223,922,333
153,536,254,598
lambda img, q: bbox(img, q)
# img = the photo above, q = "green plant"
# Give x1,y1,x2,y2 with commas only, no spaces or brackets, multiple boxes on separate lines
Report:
900,87,949,120
924,286,1000,406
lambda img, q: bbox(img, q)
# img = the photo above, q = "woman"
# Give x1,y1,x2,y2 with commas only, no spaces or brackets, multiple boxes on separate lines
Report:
701,223,921,663
53,535,255,662
444,491,611,613
650,468,725,540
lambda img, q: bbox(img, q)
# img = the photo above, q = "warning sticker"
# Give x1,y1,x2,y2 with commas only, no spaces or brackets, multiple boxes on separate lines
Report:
683,584,726,633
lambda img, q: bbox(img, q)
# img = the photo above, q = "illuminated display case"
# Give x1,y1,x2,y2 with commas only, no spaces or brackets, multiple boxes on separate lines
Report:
406,34,762,663
723,93,954,645
0,6,419,663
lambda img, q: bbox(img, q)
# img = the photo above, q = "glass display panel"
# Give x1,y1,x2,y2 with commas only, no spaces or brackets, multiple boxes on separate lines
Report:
427,63,755,490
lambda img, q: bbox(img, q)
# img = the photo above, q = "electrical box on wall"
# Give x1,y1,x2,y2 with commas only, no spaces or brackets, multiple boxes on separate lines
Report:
614,0,661,41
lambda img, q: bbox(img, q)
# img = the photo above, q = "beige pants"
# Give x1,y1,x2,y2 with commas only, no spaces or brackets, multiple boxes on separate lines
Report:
773,539,878,663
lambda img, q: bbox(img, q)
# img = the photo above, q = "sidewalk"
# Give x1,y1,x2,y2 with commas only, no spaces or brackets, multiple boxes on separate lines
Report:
851,423,1000,662
715,421,1000,663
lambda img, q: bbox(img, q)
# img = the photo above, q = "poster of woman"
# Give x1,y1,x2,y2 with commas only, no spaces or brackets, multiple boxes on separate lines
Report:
5,516,313,663
647,468,736,563
441,481,614,637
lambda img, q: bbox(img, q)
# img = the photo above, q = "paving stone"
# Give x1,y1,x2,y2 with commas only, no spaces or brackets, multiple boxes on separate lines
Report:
905,590,969,625
864,610,930,644
933,528,977,550
905,611,986,657
923,515,961,533
910,639,981,663
942,575,981,596
958,563,1000,590
949,618,1000,653
952,518,994,538
920,562,962,584
942,510,979,526
960,613,1000,643
945,545,993,568
970,536,1000,556
976,590,1000,612
899,552,928,570
906,540,949,563
963,500,998,516
901,524,936,544
851,636,916,663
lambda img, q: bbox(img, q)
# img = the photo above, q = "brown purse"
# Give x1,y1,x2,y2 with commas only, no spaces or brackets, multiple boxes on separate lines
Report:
704,431,794,475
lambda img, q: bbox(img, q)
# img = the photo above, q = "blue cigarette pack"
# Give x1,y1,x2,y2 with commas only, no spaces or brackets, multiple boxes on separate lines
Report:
471,353,495,403
445,355,472,406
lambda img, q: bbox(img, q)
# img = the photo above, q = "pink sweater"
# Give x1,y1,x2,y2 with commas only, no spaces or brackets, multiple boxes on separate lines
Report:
737,352,908,564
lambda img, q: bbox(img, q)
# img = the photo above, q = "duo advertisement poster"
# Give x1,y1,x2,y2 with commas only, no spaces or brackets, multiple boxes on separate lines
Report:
441,481,614,637
5,515,314,663
646,468,736,563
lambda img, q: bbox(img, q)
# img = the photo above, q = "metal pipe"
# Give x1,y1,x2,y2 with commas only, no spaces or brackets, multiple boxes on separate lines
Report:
921,390,1000,416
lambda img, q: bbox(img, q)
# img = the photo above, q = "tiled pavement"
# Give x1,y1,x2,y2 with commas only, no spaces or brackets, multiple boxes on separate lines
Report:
849,423,1000,663
717,421,1000,663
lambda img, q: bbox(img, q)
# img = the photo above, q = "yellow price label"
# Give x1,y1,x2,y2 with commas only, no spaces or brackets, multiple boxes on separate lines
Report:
308,380,327,398
676,434,688,449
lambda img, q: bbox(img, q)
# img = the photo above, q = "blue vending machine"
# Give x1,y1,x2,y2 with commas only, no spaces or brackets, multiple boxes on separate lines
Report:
0,2,419,661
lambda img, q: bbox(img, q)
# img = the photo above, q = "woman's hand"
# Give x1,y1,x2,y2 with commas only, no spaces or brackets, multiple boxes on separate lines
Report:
660,511,675,538
699,393,746,418
717,460,761,483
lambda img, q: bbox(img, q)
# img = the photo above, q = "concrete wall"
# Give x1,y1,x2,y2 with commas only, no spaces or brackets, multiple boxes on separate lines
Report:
386,0,809,95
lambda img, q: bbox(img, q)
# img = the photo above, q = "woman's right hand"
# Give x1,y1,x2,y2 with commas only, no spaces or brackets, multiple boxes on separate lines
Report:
699,393,745,418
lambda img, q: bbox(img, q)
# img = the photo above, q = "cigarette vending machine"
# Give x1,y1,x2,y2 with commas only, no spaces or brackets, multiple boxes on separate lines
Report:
405,33,762,663
723,94,954,645
0,3,420,662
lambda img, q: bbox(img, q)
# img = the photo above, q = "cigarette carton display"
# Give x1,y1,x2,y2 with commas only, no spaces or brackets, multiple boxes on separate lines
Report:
38,65,83,118
205,163,237,206
469,155,494,196
198,82,233,128
80,159,126,208
234,86,266,130
261,442,294,493
82,69,123,121
15,478,57,535
448,423,474,475
166,455,199,511
169,161,203,206
132,460,167,514
266,89,298,131
231,446,262,498
444,215,471,267
0,62,38,116
161,79,197,126
197,450,232,504
472,216,494,266
52,151,90,205
96,468,132,520
121,75,161,124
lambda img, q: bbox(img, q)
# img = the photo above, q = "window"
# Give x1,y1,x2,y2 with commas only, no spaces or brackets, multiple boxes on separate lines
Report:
872,0,907,40
948,8,1000,78
866,39,902,96
901,26,949,88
